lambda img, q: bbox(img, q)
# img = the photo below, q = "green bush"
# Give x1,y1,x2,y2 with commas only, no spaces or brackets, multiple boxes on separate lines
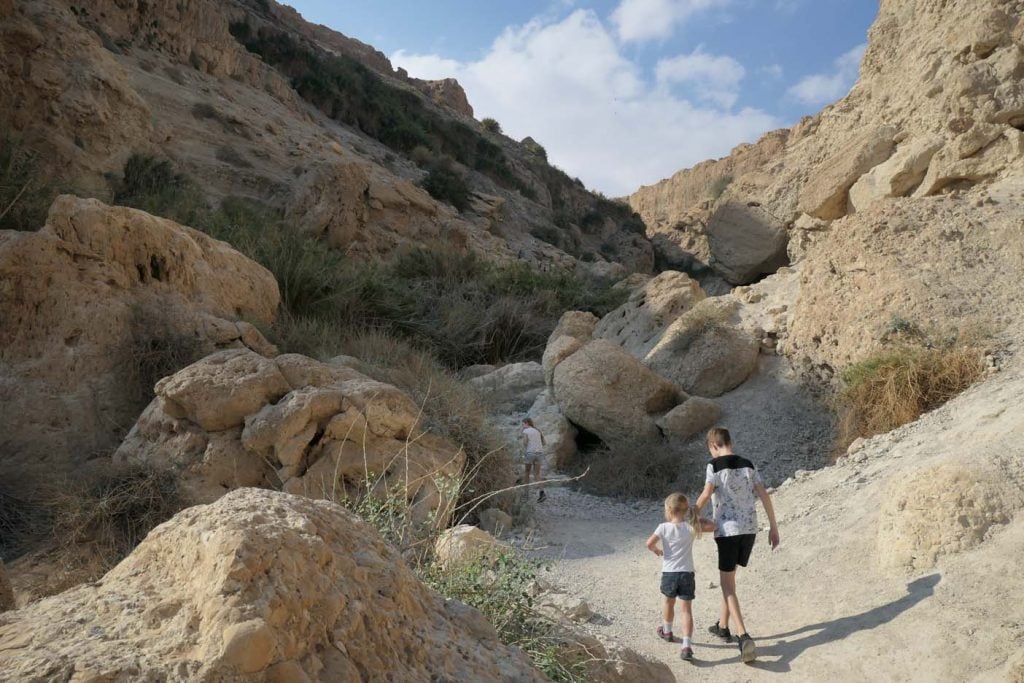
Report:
481,117,502,134
0,131,55,231
709,174,733,201
113,154,207,225
421,160,472,211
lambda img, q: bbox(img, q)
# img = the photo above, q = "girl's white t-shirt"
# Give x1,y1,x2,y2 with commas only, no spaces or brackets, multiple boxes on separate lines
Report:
654,522,696,572
523,426,544,453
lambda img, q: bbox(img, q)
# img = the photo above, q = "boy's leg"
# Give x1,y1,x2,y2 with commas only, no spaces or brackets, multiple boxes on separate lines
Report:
719,570,747,636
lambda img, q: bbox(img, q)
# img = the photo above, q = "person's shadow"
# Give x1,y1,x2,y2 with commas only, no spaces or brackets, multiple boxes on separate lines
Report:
693,574,941,673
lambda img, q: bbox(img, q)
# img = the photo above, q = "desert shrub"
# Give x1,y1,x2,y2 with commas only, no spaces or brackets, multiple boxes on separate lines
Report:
835,345,984,455
709,174,733,201
215,145,252,168
521,136,548,160
481,117,503,134
124,305,208,407
421,160,472,211
112,153,207,225
568,440,681,500
191,102,252,139
37,462,183,590
410,144,434,167
0,131,54,231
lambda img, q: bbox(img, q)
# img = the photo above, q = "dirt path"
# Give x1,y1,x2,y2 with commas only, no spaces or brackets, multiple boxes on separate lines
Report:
522,364,1024,682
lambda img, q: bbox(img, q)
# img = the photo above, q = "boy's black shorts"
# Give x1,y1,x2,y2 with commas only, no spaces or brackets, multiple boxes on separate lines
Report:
660,571,695,600
715,534,756,572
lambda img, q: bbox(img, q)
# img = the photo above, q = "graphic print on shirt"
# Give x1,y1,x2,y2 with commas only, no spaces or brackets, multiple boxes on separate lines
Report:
706,455,763,537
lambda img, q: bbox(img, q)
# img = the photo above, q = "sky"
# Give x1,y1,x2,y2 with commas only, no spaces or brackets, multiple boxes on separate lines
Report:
283,1,879,196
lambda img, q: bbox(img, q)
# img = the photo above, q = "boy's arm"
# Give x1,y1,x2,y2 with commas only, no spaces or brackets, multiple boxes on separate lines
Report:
695,482,714,513
646,533,663,556
697,517,716,533
754,483,780,549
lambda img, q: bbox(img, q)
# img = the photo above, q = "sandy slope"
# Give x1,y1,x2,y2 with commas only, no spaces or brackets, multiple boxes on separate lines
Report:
527,364,1024,682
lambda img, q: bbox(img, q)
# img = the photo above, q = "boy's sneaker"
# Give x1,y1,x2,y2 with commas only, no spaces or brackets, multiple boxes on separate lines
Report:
738,633,756,663
679,646,694,661
656,626,674,642
707,623,732,642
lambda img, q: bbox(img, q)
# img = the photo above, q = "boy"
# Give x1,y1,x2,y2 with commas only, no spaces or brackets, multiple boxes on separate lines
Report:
695,427,779,663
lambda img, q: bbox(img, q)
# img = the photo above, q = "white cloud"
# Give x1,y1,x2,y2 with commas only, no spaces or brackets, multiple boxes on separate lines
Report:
392,10,778,196
611,0,730,43
655,49,745,108
786,43,866,106
759,64,784,80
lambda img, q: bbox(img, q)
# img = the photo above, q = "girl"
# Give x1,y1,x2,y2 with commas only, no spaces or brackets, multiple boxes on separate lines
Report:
521,418,546,502
646,492,715,661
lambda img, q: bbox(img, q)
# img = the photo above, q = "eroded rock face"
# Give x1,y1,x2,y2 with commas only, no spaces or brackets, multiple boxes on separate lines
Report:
877,457,1024,571
0,490,547,682
643,300,759,398
552,340,682,445
593,271,705,356
0,196,279,469
655,397,722,443
116,350,464,523
706,201,789,285
468,362,545,413
797,126,897,220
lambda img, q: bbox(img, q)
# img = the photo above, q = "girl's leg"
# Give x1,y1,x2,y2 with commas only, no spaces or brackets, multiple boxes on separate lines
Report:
662,596,676,630
679,600,694,639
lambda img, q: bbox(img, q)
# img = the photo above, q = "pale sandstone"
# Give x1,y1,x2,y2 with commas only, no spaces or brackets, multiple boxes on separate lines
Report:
655,397,722,443
552,340,682,445
0,197,279,469
542,335,585,387
468,362,545,413
797,125,896,220
706,201,789,284
848,136,944,211
0,490,547,682
593,271,705,356
434,524,507,569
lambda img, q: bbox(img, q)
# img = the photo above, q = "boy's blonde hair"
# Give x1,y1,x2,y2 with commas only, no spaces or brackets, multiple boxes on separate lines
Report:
664,492,702,539
707,427,731,448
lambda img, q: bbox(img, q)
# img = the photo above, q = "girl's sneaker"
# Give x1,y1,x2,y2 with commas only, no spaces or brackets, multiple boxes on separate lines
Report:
656,626,674,642
708,623,732,642
680,646,694,661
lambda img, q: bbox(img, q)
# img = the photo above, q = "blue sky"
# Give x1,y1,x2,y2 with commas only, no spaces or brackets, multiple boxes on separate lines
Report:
285,0,879,195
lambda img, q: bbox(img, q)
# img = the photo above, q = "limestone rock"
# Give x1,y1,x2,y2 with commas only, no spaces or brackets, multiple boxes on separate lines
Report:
117,351,463,523
656,397,722,442
548,311,598,345
478,508,514,538
538,592,593,623
643,300,758,398
1006,649,1024,683
798,125,897,220
527,389,578,470
542,335,585,387
553,340,682,445
848,135,944,211
593,271,705,356
0,196,279,469
877,459,1024,571
419,77,474,117
706,201,789,284
468,362,545,413
0,560,13,612
0,490,546,682
459,364,498,381
435,525,506,569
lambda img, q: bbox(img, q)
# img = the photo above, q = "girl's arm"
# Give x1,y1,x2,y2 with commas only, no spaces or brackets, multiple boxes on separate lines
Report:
698,517,716,533
646,533,663,556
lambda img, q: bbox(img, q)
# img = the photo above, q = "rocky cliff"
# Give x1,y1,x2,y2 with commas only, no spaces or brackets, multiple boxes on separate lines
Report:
628,0,1024,377
0,0,652,273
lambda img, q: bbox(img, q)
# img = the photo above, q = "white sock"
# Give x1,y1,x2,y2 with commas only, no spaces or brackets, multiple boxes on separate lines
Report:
663,621,673,633
681,636,692,647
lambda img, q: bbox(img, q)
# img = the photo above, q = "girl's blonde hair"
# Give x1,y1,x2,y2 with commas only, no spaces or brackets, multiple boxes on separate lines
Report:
664,492,702,539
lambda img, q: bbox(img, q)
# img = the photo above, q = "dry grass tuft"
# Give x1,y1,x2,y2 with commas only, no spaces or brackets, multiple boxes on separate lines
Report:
834,345,984,457
568,440,681,500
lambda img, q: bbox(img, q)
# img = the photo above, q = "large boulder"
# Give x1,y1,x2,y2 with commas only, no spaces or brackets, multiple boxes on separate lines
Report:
527,389,578,470
877,458,1024,571
0,490,547,682
558,633,675,683
643,299,758,397
655,397,722,443
798,125,897,219
468,362,545,413
116,350,464,524
593,271,705,356
0,196,280,469
434,524,507,569
553,340,683,445
547,311,598,345
706,201,789,285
